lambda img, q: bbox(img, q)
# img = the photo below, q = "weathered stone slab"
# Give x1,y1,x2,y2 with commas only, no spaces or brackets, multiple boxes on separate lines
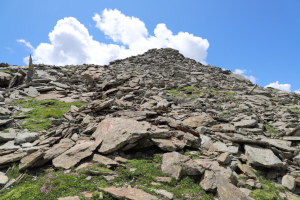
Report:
0,132,17,142
0,152,27,165
93,154,119,167
53,140,102,169
245,145,284,168
43,138,75,161
216,174,252,200
15,132,39,144
93,118,151,154
99,187,157,200
19,150,44,171
234,119,257,128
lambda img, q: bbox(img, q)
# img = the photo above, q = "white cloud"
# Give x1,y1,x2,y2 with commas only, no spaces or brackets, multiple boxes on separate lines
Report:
20,9,209,65
17,39,34,51
265,81,291,92
294,89,300,94
233,68,256,84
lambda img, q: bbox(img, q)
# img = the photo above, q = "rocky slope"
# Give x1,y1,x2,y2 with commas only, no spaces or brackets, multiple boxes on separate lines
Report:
1,48,300,199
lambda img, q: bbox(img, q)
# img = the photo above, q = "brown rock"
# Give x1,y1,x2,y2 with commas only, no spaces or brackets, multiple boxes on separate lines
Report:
0,152,27,166
19,150,44,171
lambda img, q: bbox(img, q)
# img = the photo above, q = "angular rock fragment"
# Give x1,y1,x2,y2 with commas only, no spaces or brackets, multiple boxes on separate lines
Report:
92,117,151,154
183,113,215,128
244,145,284,168
282,175,296,191
53,139,102,169
216,174,252,200
161,152,189,179
15,132,39,144
99,187,157,200
19,150,44,171
200,170,217,191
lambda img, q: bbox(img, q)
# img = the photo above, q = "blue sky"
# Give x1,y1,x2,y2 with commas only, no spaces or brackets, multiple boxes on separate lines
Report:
1,0,299,92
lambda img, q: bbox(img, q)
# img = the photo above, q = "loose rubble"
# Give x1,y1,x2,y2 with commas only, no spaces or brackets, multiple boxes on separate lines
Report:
1,48,300,199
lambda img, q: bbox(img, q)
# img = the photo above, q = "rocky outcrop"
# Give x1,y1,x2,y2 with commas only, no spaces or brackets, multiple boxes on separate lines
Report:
0,48,300,198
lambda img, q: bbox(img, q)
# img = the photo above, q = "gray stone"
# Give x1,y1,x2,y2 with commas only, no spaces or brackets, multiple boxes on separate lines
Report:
153,189,173,199
42,139,73,161
183,113,215,128
0,72,11,87
0,141,20,151
93,117,151,154
234,119,257,128
0,174,8,185
217,152,232,165
93,154,119,167
161,152,190,179
200,170,217,191
212,141,239,154
0,132,17,142
15,132,39,144
282,175,296,191
0,119,13,126
99,187,157,200
53,139,102,169
245,145,284,168
216,174,252,200
24,87,40,97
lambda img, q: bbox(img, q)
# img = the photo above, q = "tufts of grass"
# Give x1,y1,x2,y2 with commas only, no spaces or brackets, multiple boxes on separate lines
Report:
112,157,213,200
264,124,280,136
12,99,85,131
1,129,10,133
0,170,113,200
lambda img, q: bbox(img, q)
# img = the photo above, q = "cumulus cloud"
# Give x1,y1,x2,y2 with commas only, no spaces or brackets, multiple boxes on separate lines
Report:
233,68,256,84
20,9,209,65
265,81,291,92
17,39,34,51
295,90,300,94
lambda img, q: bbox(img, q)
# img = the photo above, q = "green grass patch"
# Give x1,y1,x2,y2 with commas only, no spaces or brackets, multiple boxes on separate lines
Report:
1,129,10,133
264,124,280,136
0,170,113,200
250,172,285,200
12,99,85,131
112,158,213,200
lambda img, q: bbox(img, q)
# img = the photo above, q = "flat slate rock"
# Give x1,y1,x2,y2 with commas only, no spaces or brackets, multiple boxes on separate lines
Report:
93,117,151,154
53,139,102,169
99,187,157,200
216,174,252,200
0,152,27,165
245,144,284,168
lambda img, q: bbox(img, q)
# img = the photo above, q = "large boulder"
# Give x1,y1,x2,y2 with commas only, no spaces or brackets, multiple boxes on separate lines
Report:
0,72,11,87
92,117,151,154
53,140,102,169
244,145,284,168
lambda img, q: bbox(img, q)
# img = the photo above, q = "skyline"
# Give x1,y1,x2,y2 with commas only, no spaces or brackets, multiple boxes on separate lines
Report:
1,0,299,92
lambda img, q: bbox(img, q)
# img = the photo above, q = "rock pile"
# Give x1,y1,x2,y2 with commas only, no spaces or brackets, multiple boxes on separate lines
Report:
1,48,300,199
